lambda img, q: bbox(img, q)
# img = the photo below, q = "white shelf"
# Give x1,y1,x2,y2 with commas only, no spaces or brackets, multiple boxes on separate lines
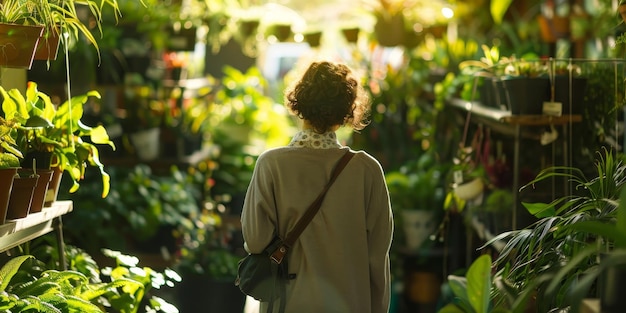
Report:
0,200,73,253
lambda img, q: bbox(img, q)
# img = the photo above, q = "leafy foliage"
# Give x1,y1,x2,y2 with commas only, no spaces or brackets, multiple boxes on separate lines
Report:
10,240,180,313
61,164,203,254
1,82,115,197
173,204,243,279
486,148,626,311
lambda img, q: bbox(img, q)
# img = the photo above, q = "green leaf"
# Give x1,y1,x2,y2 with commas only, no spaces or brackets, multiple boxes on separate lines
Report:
0,255,33,292
522,202,556,218
490,0,513,24
618,187,626,238
439,303,467,313
448,275,468,299
466,254,492,313
24,115,54,129
13,281,61,298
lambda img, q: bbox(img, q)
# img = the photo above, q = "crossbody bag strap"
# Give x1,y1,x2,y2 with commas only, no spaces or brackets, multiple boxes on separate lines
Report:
270,149,355,264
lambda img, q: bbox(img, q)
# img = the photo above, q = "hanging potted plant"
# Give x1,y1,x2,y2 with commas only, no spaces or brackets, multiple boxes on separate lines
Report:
304,30,322,47
341,27,359,43
0,0,45,69
33,25,61,61
372,0,405,47
444,123,491,213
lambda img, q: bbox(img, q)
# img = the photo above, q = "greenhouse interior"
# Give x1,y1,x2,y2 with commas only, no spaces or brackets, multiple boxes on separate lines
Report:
0,0,624,312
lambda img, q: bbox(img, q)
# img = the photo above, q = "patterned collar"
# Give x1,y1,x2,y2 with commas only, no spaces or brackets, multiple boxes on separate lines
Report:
288,129,342,149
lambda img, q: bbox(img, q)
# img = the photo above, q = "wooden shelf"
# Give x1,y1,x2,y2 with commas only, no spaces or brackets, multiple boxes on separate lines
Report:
449,98,582,125
0,200,73,253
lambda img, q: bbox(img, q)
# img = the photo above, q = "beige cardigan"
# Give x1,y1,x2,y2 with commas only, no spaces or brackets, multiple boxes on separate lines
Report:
241,146,393,313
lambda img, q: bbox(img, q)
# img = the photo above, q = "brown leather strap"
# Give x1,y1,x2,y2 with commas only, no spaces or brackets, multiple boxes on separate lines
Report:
270,150,355,263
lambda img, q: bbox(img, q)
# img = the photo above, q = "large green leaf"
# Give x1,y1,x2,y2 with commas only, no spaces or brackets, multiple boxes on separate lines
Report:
0,255,33,292
466,254,492,313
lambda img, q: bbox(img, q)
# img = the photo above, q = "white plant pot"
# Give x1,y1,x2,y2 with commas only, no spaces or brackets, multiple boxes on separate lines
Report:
401,210,436,251
454,178,484,201
129,127,161,161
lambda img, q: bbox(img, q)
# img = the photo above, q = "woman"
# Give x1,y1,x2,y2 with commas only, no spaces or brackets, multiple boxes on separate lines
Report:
240,61,393,313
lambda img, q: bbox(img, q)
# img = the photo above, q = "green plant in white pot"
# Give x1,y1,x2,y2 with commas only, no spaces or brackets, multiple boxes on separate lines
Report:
386,153,447,251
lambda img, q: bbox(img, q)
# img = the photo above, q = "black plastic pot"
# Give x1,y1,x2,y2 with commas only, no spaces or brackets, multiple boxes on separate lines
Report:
501,76,551,115
175,275,246,313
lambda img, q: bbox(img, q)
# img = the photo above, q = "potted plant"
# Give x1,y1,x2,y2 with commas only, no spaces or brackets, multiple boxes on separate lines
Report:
121,77,166,161
0,0,45,68
173,203,246,313
443,126,491,216
57,164,204,262
0,0,123,67
369,0,406,47
386,153,447,251
485,148,626,312
1,82,115,198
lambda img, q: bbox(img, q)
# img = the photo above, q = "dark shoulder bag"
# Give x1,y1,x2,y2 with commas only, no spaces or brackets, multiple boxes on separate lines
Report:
235,150,355,313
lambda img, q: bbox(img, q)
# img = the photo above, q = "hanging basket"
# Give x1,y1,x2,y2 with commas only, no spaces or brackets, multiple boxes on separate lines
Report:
453,178,485,201
0,23,44,69
34,26,61,61
374,13,405,47
271,24,292,42
341,27,360,43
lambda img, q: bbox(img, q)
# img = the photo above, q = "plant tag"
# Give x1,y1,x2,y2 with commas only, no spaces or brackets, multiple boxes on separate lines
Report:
453,170,463,185
542,101,562,116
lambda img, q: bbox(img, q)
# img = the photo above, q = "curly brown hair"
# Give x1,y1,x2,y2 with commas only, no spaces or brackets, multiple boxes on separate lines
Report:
285,61,370,133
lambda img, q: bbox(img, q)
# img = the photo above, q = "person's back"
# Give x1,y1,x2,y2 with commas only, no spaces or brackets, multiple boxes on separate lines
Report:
240,61,393,313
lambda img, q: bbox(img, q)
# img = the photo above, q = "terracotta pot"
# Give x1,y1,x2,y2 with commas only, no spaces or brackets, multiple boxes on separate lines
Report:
34,27,61,60
6,172,39,220
405,271,441,304
44,167,63,207
341,27,359,43
0,168,18,224
21,169,53,213
0,23,44,69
